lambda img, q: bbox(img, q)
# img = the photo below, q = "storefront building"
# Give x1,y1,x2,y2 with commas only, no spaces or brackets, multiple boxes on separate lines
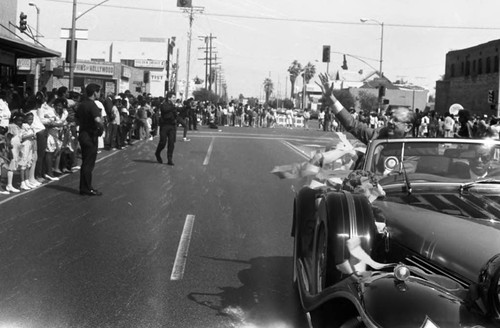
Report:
1,0,60,93
17,57,148,97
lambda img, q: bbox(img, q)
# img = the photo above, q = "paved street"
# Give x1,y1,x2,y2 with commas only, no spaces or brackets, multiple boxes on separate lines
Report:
0,126,339,328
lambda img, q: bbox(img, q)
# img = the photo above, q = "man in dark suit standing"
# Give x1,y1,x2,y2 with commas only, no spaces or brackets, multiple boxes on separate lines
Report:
155,92,177,165
75,83,104,196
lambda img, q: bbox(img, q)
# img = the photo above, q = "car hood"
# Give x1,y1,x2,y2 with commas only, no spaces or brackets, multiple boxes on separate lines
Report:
373,184,500,283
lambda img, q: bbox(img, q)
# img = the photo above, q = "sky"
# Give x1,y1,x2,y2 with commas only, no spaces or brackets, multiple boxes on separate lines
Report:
16,0,500,100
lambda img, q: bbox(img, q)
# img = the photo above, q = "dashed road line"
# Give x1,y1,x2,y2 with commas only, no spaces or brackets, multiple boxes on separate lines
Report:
170,214,196,281
203,137,215,166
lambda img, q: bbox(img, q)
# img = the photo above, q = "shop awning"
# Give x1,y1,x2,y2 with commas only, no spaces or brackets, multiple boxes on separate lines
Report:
0,35,60,58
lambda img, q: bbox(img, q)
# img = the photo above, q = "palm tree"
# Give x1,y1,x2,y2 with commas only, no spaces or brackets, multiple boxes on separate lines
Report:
288,60,302,99
300,62,316,109
263,78,274,104
302,62,316,84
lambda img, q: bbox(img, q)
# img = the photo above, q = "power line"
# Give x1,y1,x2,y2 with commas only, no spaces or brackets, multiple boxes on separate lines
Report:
43,0,500,31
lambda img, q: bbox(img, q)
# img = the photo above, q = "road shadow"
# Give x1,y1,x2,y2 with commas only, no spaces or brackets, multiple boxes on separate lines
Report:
132,159,159,164
43,184,81,195
188,256,308,328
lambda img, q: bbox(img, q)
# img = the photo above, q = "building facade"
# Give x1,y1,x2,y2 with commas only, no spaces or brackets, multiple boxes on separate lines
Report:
40,39,173,97
0,0,60,92
436,39,500,116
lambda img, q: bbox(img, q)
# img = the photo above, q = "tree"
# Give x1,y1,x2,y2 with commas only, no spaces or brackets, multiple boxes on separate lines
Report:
319,89,355,112
302,62,316,84
300,62,316,109
193,88,221,104
263,78,274,104
247,97,259,107
282,98,294,109
268,98,292,109
288,60,302,98
358,90,378,113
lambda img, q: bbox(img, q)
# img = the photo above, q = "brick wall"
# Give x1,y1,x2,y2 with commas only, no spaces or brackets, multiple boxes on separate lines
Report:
436,39,500,116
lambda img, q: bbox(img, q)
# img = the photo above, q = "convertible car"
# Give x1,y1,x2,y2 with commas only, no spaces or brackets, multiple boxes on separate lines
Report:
293,138,500,328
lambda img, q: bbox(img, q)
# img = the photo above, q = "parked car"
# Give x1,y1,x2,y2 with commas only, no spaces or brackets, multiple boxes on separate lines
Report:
293,138,500,327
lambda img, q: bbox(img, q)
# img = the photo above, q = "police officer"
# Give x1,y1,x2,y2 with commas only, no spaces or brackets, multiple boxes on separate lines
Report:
155,92,177,165
75,83,104,196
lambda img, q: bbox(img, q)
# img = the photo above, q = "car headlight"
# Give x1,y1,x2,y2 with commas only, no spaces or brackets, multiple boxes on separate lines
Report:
479,254,500,319
394,264,411,282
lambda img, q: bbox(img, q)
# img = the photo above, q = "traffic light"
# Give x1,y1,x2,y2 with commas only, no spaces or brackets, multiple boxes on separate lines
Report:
19,12,27,32
378,85,386,98
488,90,495,104
177,0,192,7
322,45,331,63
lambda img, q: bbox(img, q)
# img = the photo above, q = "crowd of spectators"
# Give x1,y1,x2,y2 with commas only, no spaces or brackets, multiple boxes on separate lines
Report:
343,107,500,139
1,81,499,195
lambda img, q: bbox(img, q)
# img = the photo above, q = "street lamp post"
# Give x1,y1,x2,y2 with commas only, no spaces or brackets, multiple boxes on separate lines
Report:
69,0,110,91
28,2,39,42
361,18,384,113
360,18,384,77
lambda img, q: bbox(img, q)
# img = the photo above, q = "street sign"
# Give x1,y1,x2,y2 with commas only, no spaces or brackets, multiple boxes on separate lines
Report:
60,28,88,40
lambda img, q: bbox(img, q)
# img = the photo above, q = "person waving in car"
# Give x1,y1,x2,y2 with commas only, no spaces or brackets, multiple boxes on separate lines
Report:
317,73,416,145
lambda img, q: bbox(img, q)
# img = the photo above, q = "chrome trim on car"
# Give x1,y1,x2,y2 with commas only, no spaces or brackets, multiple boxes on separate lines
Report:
344,191,357,238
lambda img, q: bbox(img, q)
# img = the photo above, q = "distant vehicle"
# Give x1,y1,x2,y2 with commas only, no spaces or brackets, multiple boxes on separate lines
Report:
293,138,500,327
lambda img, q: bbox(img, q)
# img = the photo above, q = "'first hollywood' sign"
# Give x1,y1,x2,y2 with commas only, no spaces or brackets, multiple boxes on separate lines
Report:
65,63,115,76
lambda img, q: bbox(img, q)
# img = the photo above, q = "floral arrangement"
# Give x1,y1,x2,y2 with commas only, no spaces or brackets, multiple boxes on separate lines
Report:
271,132,385,203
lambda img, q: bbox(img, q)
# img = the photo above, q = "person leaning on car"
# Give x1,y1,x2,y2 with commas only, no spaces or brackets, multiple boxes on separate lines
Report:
317,73,416,145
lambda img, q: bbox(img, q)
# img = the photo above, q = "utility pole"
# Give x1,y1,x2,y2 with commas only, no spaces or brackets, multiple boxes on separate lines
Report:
203,36,208,89
174,48,180,95
69,0,77,91
182,6,204,99
198,34,217,90
209,33,213,91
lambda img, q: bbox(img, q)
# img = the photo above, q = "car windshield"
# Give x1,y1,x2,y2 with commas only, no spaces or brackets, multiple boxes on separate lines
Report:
366,139,500,186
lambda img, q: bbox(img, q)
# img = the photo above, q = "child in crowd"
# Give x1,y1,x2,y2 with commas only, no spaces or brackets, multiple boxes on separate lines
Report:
4,112,25,192
19,112,37,190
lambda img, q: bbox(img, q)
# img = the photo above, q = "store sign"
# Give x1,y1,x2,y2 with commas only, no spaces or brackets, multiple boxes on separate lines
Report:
17,58,31,71
150,72,164,82
65,62,115,76
122,66,132,79
134,59,165,69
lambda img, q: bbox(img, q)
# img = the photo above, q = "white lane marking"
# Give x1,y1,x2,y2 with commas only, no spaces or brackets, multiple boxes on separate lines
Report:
203,137,215,166
281,140,311,160
170,214,196,281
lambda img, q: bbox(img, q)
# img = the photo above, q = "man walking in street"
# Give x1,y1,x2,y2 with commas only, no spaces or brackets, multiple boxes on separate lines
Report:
75,83,104,196
155,92,177,165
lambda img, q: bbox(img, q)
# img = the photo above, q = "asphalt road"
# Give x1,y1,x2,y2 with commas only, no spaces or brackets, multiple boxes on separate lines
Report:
0,125,339,328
